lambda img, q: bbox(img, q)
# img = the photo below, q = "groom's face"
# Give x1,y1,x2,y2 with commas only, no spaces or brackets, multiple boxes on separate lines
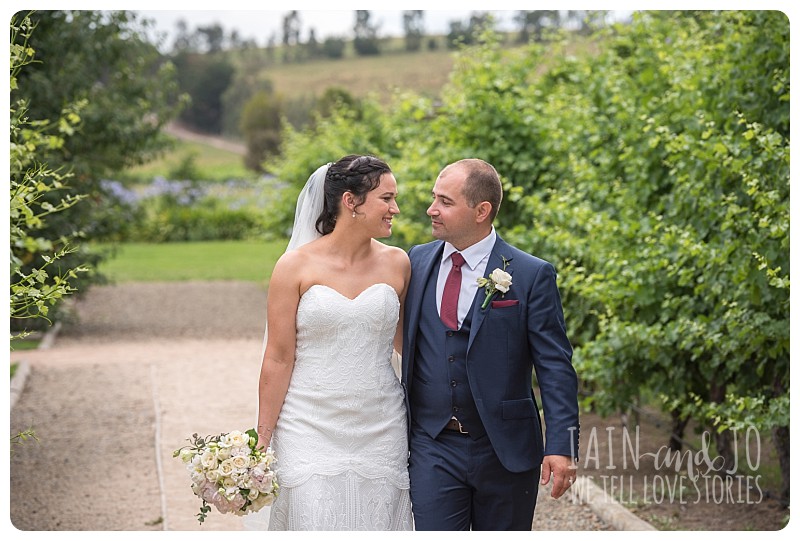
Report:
427,167,477,248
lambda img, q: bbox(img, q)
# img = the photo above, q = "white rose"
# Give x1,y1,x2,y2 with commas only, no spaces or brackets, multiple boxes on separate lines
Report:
206,469,220,483
218,458,236,477
230,445,248,457
226,430,248,448
490,269,512,293
231,455,249,471
222,476,238,491
216,446,231,460
200,450,217,469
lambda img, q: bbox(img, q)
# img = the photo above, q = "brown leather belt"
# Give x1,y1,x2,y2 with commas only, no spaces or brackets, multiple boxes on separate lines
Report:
444,418,469,434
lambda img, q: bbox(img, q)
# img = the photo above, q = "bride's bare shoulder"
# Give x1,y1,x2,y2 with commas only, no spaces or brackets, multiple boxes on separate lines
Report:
275,248,301,266
373,241,410,270
378,242,409,260
278,238,326,263
273,247,312,276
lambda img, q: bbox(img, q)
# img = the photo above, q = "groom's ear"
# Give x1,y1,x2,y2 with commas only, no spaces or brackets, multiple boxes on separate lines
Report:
475,201,493,223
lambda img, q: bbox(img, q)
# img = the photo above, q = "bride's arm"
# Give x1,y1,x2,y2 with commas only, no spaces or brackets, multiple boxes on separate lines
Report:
256,253,302,450
392,249,412,367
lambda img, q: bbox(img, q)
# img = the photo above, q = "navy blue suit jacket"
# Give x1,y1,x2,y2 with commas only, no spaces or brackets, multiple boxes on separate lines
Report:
402,235,579,472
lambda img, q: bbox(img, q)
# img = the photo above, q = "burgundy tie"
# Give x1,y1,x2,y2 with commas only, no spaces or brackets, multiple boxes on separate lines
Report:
440,252,466,330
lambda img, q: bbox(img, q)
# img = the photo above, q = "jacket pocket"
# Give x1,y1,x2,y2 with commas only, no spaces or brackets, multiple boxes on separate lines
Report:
491,299,519,308
501,398,537,419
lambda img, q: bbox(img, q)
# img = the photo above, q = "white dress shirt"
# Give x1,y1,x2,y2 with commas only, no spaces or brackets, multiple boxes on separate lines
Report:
436,227,497,330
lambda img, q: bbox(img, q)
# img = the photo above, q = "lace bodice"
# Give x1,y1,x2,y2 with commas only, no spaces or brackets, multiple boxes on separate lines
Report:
289,283,402,416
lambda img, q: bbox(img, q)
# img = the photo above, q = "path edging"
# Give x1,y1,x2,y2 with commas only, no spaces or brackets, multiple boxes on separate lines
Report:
10,321,61,411
10,360,30,411
572,476,657,531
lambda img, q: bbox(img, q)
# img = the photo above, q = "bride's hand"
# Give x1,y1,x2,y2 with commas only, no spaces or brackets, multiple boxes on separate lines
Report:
256,428,272,451
256,435,270,452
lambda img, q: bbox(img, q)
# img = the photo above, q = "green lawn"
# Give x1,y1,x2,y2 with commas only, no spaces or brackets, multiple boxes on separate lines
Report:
96,240,287,286
120,139,255,183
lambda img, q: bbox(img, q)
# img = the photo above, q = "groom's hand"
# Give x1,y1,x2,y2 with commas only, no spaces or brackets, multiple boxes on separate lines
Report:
541,455,578,499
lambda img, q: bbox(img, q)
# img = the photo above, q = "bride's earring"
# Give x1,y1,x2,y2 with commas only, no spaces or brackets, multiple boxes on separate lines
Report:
352,211,356,218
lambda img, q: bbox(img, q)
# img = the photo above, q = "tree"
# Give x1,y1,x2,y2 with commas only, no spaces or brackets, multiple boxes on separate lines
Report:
170,20,251,53
174,51,235,133
265,33,278,62
197,23,225,53
322,36,346,59
218,41,278,137
306,28,320,59
446,20,469,48
446,12,495,48
514,10,560,43
172,19,201,52
10,13,88,339
281,10,301,62
240,91,283,172
353,10,380,56
12,10,186,309
565,10,608,35
314,87,361,120
402,10,425,52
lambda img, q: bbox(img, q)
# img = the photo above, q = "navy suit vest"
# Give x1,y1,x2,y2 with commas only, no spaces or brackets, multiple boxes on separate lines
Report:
410,262,486,440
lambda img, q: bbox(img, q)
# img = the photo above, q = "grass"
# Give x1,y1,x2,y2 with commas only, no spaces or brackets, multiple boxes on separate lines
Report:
264,48,455,102
121,139,255,184
10,339,41,352
95,240,287,286
253,34,602,105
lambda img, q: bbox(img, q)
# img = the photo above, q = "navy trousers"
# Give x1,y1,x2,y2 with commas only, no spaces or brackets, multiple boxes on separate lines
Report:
408,422,538,530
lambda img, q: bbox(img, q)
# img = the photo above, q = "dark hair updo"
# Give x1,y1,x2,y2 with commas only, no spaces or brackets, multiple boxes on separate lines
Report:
316,154,392,235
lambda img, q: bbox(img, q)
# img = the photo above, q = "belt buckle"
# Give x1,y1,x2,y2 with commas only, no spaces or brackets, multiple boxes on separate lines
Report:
455,418,468,434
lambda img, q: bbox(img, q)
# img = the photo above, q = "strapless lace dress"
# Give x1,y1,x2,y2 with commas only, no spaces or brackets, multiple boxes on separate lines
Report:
245,283,412,531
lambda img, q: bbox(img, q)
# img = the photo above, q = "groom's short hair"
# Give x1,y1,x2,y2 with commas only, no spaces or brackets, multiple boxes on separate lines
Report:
449,159,503,222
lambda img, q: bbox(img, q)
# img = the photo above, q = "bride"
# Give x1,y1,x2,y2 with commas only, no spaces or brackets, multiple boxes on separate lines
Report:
246,155,412,530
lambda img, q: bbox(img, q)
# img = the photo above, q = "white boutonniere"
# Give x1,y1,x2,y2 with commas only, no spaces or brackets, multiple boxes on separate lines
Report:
477,256,512,309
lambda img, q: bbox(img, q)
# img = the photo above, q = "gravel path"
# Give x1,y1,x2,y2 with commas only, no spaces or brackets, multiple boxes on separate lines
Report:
10,281,624,531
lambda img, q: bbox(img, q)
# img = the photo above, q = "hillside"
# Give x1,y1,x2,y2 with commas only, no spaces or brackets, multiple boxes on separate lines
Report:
260,49,456,102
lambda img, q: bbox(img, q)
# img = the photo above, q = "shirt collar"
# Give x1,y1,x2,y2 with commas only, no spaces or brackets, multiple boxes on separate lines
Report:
442,227,496,271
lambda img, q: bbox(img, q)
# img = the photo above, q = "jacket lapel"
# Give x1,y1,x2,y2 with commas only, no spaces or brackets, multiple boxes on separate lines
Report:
468,236,514,353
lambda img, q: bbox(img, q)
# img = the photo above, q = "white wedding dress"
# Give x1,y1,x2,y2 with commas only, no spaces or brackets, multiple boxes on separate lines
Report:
245,282,412,531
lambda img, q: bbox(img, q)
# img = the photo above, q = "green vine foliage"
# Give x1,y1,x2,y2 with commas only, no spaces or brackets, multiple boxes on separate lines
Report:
266,12,789,440
10,14,89,340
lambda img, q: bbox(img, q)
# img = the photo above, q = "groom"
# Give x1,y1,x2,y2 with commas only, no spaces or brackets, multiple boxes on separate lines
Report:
401,158,579,530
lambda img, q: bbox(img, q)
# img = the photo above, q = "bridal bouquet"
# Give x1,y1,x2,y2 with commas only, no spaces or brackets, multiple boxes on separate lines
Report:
174,428,279,524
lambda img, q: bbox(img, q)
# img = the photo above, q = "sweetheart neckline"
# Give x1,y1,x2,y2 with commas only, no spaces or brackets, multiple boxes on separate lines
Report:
302,282,397,302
